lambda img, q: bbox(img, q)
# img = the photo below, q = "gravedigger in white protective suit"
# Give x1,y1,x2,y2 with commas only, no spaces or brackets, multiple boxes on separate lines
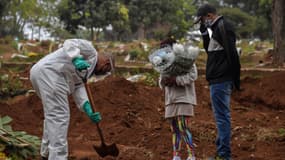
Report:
30,39,113,160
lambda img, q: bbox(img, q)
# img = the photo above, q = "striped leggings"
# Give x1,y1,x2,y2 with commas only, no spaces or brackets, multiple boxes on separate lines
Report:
169,116,194,157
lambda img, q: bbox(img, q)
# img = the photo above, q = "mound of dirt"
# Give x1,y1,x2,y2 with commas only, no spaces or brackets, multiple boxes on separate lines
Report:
235,72,285,109
1,73,285,160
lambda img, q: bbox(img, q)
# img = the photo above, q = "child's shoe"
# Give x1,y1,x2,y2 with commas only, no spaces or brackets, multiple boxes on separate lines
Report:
173,156,181,160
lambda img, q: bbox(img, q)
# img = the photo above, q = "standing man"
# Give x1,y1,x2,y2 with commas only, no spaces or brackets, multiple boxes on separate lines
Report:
30,39,114,160
195,4,241,160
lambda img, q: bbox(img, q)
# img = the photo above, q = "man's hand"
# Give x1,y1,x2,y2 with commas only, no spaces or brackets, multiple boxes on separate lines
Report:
72,57,90,71
199,23,207,34
89,112,102,123
162,76,177,87
83,101,102,123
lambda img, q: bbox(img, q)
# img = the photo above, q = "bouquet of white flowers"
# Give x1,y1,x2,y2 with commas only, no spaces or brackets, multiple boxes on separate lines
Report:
149,43,199,76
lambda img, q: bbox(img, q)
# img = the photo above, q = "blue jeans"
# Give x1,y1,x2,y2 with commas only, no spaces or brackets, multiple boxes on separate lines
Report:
210,81,232,159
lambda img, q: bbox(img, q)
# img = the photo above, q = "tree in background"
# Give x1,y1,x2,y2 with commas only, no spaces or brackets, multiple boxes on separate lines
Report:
127,0,170,40
57,0,196,41
169,0,196,40
0,0,43,39
223,0,272,39
109,3,130,41
127,0,196,40
0,1,9,17
254,0,272,39
0,0,62,40
58,0,123,40
0,0,10,37
218,8,256,38
0,0,275,41
30,0,61,40
272,0,285,65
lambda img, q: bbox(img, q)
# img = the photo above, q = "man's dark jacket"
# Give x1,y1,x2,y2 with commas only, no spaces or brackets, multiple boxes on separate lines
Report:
201,16,241,90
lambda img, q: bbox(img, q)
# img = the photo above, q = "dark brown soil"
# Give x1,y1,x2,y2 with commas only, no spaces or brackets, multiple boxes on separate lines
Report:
1,72,285,160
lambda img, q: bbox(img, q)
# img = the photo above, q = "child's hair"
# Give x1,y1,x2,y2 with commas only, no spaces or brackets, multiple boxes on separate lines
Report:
160,37,177,48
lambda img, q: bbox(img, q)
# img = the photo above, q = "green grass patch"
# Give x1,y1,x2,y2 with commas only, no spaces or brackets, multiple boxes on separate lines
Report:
278,128,285,137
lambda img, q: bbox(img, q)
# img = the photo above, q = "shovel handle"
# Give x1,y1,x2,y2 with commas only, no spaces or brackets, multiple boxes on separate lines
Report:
84,82,106,145
95,123,106,145
84,83,96,112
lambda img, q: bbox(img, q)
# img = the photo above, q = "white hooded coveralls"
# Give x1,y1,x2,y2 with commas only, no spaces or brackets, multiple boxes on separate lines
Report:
30,39,97,160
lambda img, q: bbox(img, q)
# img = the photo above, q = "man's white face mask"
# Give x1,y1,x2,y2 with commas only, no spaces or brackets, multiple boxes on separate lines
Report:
204,19,213,28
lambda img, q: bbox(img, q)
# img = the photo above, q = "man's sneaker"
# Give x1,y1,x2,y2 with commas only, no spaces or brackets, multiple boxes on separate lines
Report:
186,156,196,160
173,156,182,160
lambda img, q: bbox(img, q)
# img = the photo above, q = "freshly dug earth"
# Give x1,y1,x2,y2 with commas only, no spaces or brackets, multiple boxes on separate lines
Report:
1,72,285,160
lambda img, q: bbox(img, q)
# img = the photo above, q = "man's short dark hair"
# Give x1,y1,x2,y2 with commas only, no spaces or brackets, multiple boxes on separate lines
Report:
196,4,217,17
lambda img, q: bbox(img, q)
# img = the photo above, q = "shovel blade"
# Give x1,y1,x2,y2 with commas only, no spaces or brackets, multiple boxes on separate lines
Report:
93,143,119,158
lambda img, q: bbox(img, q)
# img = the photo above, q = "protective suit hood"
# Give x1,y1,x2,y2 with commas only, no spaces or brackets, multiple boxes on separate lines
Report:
63,39,98,78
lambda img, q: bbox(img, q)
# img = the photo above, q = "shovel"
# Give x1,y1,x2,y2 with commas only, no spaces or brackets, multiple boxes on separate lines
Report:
84,82,119,157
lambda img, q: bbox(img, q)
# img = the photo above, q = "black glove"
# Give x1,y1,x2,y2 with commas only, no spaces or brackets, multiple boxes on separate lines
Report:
199,23,207,34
